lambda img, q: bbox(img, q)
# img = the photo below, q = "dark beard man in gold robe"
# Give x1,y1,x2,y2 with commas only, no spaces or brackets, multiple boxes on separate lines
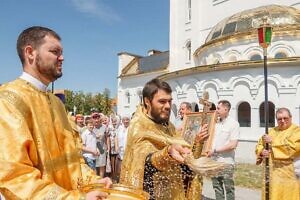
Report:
0,26,111,200
120,78,209,200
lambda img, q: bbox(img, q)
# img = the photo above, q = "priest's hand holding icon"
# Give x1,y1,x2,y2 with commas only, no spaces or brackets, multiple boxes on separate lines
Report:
194,124,209,143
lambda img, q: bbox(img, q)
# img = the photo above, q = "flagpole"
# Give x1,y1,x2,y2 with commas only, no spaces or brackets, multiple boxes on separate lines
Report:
257,20,272,200
263,47,270,200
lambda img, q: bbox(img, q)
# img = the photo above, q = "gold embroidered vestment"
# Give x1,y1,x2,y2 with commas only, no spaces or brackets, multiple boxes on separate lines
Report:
0,79,98,199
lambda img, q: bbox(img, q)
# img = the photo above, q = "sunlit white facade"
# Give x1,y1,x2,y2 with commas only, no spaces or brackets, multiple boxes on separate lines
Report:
117,0,300,162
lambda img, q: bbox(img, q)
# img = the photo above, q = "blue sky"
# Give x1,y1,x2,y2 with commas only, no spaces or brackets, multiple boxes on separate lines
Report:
0,0,169,97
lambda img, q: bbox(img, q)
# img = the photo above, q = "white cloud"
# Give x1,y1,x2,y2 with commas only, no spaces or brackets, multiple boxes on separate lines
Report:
69,0,121,22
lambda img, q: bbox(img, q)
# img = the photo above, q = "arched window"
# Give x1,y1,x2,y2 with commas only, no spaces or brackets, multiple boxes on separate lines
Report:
259,101,275,127
137,89,143,104
238,102,251,127
125,91,130,104
194,104,199,112
186,41,191,62
191,102,199,112
250,54,262,61
210,103,216,111
187,0,191,22
228,55,237,62
275,52,287,59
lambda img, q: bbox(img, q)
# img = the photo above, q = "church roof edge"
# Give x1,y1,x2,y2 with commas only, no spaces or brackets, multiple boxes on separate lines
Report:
158,57,300,81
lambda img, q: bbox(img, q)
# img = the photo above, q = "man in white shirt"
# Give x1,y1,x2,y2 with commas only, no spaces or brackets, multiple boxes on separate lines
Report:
208,100,240,200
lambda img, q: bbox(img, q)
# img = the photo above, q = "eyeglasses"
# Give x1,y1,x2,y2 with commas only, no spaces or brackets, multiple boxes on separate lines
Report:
276,117,290,121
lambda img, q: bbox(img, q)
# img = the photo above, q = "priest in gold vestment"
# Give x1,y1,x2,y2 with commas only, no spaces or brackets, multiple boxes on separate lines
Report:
256,107,300,200
0,26,111,200
120,78,208,200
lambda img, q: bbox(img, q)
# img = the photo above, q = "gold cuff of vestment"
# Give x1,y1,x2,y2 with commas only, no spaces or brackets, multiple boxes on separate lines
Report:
151,146,177,171
192,142,204,159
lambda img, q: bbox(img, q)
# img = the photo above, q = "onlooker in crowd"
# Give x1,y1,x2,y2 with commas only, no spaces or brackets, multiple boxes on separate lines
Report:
113,114,122,129
75,113,86,135
107,117,119,181
115,116,130,181
81,120,99,172
174,102,192,132
256,107,300,200
85,115,92,126
102,115,109,127
0,26,110,199
208,100,240,200
92,112,108,178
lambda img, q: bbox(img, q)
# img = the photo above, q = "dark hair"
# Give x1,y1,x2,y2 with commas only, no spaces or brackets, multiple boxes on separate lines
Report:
142,78,172,108
276,107,292,118
17,26,61,65
218,100,231,111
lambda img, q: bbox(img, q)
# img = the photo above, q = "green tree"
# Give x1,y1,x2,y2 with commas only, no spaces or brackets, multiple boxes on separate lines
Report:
64,90,74,112
83,92,93,115
93,93,104,113
64,89,113,115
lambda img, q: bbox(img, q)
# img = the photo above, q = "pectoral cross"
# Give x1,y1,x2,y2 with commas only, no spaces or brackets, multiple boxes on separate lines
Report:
199,91,212,125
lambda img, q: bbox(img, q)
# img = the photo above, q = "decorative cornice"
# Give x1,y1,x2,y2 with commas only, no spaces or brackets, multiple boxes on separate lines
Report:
194,26,300,57
118,69,169,79
158,57,300,81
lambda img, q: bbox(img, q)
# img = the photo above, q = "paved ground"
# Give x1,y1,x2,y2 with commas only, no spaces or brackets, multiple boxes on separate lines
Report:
202,179,261,200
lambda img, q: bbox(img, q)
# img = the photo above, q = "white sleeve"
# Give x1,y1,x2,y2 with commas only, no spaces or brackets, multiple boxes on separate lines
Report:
230,120,240,140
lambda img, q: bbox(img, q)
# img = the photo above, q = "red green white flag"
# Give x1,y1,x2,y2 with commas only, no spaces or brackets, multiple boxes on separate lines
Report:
258,27,272,48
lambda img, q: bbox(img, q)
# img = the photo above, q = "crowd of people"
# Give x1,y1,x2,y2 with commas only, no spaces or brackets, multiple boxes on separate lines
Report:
74,111,130,182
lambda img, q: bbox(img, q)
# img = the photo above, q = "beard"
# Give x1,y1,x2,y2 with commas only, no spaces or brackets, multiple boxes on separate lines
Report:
150,105,170,124
36,54,63,82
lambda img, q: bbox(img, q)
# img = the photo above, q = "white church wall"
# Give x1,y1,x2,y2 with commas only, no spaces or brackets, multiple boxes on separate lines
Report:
117,71,164,117
186,87,199,109
167,64,300,138
169,0,300,72
118,1,300,163
161,64,299,163
117,53,136,76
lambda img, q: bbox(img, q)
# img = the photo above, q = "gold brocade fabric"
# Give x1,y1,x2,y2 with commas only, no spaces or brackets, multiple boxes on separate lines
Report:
255,124,300,200
0,79,98,199
120,106,202,200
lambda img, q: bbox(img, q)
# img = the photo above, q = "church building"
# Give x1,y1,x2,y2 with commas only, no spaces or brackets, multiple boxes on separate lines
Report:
117,0,300,162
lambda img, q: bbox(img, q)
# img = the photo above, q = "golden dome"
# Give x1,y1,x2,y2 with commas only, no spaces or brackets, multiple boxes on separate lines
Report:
205,4,300,44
